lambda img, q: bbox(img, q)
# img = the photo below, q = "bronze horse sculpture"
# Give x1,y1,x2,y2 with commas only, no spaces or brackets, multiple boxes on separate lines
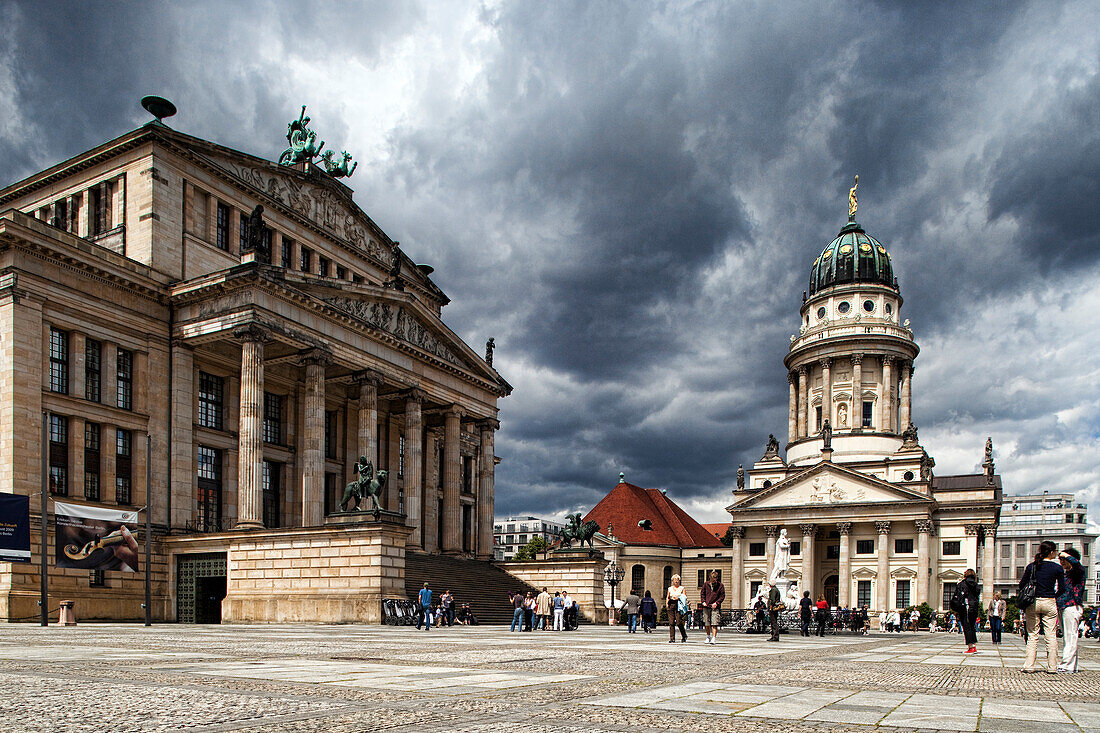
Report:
339,457,388,514
558,512,600,551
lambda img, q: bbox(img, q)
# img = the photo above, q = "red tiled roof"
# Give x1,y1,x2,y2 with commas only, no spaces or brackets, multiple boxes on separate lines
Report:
701,523,732,540
582,482,724,548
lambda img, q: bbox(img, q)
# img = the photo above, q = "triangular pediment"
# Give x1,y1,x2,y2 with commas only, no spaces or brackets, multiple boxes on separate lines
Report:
194,150,396,267
731,462,934,511
744,568,767,579
852,567,878,579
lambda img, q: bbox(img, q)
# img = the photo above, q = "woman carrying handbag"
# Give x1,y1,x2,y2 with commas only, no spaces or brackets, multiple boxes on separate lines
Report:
1019,540,1066,673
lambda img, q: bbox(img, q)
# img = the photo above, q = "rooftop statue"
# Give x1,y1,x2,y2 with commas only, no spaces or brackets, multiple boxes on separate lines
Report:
242,205,270,263
321,149,357,178
821,419,832,449
736,464,745,491
279,106,325,166
848,174,859,221
485,337,495,366
763,434,780,458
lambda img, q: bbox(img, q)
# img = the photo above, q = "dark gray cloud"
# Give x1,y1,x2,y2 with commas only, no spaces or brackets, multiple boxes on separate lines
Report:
2,0,1097,522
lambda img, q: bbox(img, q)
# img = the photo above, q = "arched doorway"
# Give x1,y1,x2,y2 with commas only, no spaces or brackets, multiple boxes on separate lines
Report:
823,575,839,607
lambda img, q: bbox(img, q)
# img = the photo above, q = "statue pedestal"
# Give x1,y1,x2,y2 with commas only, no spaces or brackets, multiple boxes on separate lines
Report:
325,509,407,527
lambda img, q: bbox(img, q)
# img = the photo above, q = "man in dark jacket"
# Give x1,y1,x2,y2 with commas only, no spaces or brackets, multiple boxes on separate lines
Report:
701,571,726,645
799,590,813,636
954,569,981,654
768,583,782,641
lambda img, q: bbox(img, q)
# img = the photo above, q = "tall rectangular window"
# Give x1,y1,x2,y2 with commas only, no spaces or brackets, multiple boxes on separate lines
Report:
116,348,133,410
239,214,248,251
748,542,765,556
262,461,280,528
318,257,329,277
281,237,292,268
942,541,961,556
896,580,911,608
263,392,282,444
48,415,68,495
197,372,225,430
857,580,871,608
84,422,100,501
90,180,113,235
324,472,338,516
941,583,953,610
197,446,222,532
85,339,101,402
862,401,874,428
300,247,312,273
336,265,347,280
215,202,230,250
115,429,132,504
894,538,914,554
49,328,69,394
856,539,875,554
815,405,823,431
398,435,406,478
324,410,338,460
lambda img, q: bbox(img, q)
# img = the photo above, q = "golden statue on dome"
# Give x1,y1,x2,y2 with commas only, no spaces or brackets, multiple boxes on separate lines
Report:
848,174,859,221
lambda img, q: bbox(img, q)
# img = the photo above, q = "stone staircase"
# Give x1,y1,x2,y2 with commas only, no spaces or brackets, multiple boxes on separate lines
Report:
403,552,542,625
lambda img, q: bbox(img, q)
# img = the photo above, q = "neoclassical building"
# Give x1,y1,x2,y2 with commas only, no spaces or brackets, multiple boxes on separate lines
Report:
0,105,509,622
726,194,1001,612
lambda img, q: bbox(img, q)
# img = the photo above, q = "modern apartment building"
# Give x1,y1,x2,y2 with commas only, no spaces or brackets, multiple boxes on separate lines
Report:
993,492,1095,602
493,515,565,560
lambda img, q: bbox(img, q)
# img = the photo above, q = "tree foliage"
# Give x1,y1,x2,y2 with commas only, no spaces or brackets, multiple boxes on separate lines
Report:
514,535,552,561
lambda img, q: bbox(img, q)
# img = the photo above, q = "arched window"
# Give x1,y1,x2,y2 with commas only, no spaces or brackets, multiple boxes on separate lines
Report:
631,564,645,596
662,565,673,593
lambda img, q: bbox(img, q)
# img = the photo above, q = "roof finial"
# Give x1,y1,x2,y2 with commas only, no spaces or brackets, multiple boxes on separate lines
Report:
848,174,859,222
618,471,625,483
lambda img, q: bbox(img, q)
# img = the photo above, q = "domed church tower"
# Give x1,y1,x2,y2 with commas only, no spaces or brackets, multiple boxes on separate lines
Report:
783,177,918,467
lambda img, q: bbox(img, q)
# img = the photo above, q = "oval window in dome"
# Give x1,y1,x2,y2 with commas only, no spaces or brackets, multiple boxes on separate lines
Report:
838,301,851,314
859,242,872,253
839,243,853,255
876,245,886,254
816,306,826,319
822,249,832,258
863,299,875,313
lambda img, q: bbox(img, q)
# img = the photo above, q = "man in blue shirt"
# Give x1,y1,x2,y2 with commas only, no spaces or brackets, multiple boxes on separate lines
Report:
415,582,432,630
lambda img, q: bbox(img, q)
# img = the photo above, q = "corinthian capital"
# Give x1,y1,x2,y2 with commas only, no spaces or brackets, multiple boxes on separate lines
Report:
850,353,863,366
836,522,852,535
915,519,934,535
232,324,271,344
875,520,892,535
799,523,817,538
764,525,780,538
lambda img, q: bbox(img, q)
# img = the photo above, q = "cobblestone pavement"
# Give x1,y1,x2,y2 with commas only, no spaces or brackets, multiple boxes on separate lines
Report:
1,623,1099,732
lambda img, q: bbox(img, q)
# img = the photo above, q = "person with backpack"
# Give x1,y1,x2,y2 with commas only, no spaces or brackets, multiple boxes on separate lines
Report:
1057,548,1085,673
1019,540,1066,673
950,569,981,654
640,590,658,633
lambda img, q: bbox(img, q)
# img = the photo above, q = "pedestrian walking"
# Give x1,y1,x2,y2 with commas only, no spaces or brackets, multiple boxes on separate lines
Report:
666,574,688,643
640,590,658,633
623,589,641,633
508,590,524,632
814,594,829,637
767,583,781,641
415,582,432,630
441,589,454,627
552,591,566,631
988,592,1006,644
1058,548,1085,673
1020,540,1066,673
799,591,812,637
951,569,981,654
700,571,726,645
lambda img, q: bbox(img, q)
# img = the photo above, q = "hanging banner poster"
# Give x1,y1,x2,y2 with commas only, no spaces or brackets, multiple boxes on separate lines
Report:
54,502,140,572
0,494,31,563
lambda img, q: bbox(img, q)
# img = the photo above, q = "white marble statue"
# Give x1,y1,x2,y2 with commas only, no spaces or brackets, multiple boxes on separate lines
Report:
770,528,791,583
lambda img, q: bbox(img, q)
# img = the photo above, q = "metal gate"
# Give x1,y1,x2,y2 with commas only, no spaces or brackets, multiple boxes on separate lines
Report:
176,552,227,623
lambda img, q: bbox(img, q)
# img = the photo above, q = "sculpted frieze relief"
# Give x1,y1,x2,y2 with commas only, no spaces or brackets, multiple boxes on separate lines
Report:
808,477,867,504
212,157,388,263
323,296,461,366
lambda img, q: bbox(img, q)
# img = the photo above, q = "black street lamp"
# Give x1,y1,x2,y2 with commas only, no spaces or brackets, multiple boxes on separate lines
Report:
604,563,626,625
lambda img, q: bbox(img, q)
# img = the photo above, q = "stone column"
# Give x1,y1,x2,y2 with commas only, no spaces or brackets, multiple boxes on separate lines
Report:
787,372,798,444
851,353,863,431
899,361,913,429
300,350,328,527
441,406,464,553
234,325,268,529
797,366,808,437
422,432,440,553
981,525,996,606
729,527,745,608
876,521,891,612
916,519,933,605
837,522,852,607
476,419,498,559
819,358,832,429
403,390,424,547
764,525,779,578
800,523,817,597
354,370,382,468
881,356,894,433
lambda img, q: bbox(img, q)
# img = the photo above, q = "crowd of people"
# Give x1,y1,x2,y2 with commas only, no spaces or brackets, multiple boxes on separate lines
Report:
507,588,581,631
412,583,478,629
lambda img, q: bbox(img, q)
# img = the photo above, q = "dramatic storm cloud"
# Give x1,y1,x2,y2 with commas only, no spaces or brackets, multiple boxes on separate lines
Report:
2,0,1098,523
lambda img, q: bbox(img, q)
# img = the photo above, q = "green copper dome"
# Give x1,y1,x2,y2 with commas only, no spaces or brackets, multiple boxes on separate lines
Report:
809,222,896,296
